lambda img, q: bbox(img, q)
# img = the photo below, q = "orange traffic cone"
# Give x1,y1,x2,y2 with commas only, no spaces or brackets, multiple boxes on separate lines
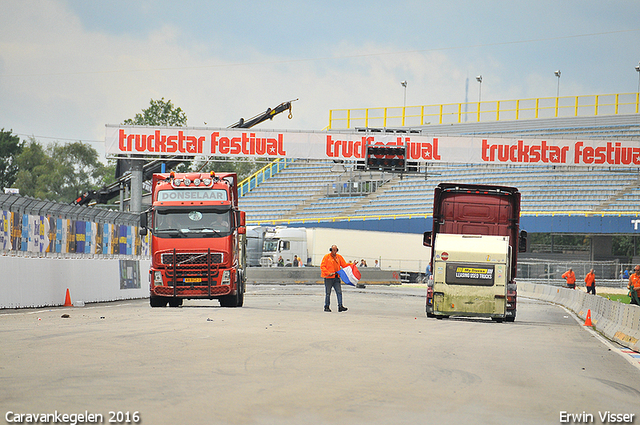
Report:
584,309,593,327
63,288,72,307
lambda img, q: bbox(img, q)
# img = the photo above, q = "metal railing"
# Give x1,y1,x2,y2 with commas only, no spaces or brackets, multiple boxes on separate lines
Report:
326,179,389,197
245,210,640,226
238,158,292,197
328,92,640,129
518,260,633,285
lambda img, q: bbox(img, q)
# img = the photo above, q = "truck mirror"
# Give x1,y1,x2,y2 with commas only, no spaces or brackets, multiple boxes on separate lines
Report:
239,211,246,227
139,211,147,228
518,230,527,252
236,210,246,234
139,227,148,236
423,231,432,247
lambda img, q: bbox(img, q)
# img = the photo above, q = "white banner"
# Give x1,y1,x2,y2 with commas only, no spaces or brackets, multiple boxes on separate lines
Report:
106,125,640,167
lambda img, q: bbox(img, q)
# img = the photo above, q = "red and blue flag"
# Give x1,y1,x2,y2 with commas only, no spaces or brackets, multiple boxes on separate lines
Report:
338,263,361,286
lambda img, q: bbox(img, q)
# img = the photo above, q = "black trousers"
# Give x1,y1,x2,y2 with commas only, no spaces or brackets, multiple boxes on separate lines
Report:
586,285,595,295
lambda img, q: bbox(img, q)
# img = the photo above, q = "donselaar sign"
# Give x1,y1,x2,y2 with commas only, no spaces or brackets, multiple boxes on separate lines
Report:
106,125,640,167
157,189,227,202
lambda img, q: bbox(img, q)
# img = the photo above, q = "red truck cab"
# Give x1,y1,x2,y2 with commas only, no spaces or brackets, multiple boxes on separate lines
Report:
140,171,246,307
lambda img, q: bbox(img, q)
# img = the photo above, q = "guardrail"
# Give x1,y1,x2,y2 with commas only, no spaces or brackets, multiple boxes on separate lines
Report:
328,92,640,129
519,281,639,353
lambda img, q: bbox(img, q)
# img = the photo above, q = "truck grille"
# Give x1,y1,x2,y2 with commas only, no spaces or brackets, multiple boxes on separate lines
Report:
161,252,223,266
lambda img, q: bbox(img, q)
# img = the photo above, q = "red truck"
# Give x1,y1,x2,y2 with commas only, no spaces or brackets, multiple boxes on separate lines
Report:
140,171,246,307
423,183,527,322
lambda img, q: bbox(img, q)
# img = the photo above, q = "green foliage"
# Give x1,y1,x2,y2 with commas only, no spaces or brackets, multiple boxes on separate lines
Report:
600,293,630,304
119,98,265,182
529,233,637,259
529,233,591,252
14,138,112,203
611,235,636,258
14,139,51,198
122,98,187,127
0,129,24,190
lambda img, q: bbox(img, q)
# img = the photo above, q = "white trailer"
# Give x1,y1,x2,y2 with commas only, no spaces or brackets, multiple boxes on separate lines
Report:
305,228,429,275
256,227,430,279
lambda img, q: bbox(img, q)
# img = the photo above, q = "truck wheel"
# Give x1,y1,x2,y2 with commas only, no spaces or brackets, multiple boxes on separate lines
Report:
237,272,245,307
492,317,504,323
220,272,244,307
505,315,516,322
219,293,239,307
168,298,183,307
426,312,436,318
236,286,244,307
150,296,168,308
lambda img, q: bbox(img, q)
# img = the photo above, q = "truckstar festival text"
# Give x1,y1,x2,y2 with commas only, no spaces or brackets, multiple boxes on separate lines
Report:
107,126,640,167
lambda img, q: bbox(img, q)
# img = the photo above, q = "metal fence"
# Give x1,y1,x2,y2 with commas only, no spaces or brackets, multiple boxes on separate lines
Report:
328,92,640,129
517,260,631,288
0,193,148,258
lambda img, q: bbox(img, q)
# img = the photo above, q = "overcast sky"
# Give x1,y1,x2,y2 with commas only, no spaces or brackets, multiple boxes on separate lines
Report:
1,0,640,159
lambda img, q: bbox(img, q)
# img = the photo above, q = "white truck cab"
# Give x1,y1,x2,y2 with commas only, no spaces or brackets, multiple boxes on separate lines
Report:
430,234,511,320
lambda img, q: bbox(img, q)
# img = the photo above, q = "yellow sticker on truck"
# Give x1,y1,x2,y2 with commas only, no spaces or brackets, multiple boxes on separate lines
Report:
446,263,495,286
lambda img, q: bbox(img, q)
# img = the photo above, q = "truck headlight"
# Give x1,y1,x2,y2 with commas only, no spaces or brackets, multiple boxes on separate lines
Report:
221,270,231,285
153,271,163,286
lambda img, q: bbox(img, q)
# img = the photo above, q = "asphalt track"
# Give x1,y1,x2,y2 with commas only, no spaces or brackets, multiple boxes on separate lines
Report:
1,284,639,425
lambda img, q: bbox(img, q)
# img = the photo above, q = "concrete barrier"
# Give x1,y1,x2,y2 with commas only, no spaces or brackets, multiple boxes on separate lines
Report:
245,266,401,285
0,255,150,309
519,281,639,353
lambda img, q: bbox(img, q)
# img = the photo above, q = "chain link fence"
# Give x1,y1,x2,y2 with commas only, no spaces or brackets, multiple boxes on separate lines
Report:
0,193,148,258
518,260,631,288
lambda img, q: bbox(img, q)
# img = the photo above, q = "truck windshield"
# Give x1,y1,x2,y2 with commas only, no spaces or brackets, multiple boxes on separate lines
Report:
154,208,231,238
263,239,279,252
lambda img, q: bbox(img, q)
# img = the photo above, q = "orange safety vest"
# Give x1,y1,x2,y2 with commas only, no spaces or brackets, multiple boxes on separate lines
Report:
562,270,576,285
584,272,595,287
321,252,347,278
629,273,640,295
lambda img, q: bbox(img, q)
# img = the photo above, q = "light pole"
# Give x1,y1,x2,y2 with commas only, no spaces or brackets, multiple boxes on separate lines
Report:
401,80,407,108
476,75,482,103
636,63,640,93
554,70,561,98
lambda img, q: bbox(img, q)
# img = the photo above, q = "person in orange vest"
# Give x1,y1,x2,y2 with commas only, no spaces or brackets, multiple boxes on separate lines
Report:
584,269,596,295
628,265,640,305
320,245,348,312
562,268,576,289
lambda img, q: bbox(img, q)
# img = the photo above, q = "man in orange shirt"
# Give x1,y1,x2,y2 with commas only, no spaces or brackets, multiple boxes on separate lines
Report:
320,245,348,312
628,265,640,305
584,269,596,295
562,268,576,289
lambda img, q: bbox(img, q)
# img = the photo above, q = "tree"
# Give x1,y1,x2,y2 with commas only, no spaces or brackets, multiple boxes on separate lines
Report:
14,139,51,199
0,129,24,190
123,98,187,126
121,98,262,182
14,139,112,203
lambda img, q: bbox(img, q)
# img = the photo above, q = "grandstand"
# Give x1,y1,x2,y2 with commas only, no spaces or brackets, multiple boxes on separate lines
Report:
238,111,640,226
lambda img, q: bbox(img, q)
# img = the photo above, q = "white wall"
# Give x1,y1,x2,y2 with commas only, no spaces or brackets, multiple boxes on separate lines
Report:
0,256,150,309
